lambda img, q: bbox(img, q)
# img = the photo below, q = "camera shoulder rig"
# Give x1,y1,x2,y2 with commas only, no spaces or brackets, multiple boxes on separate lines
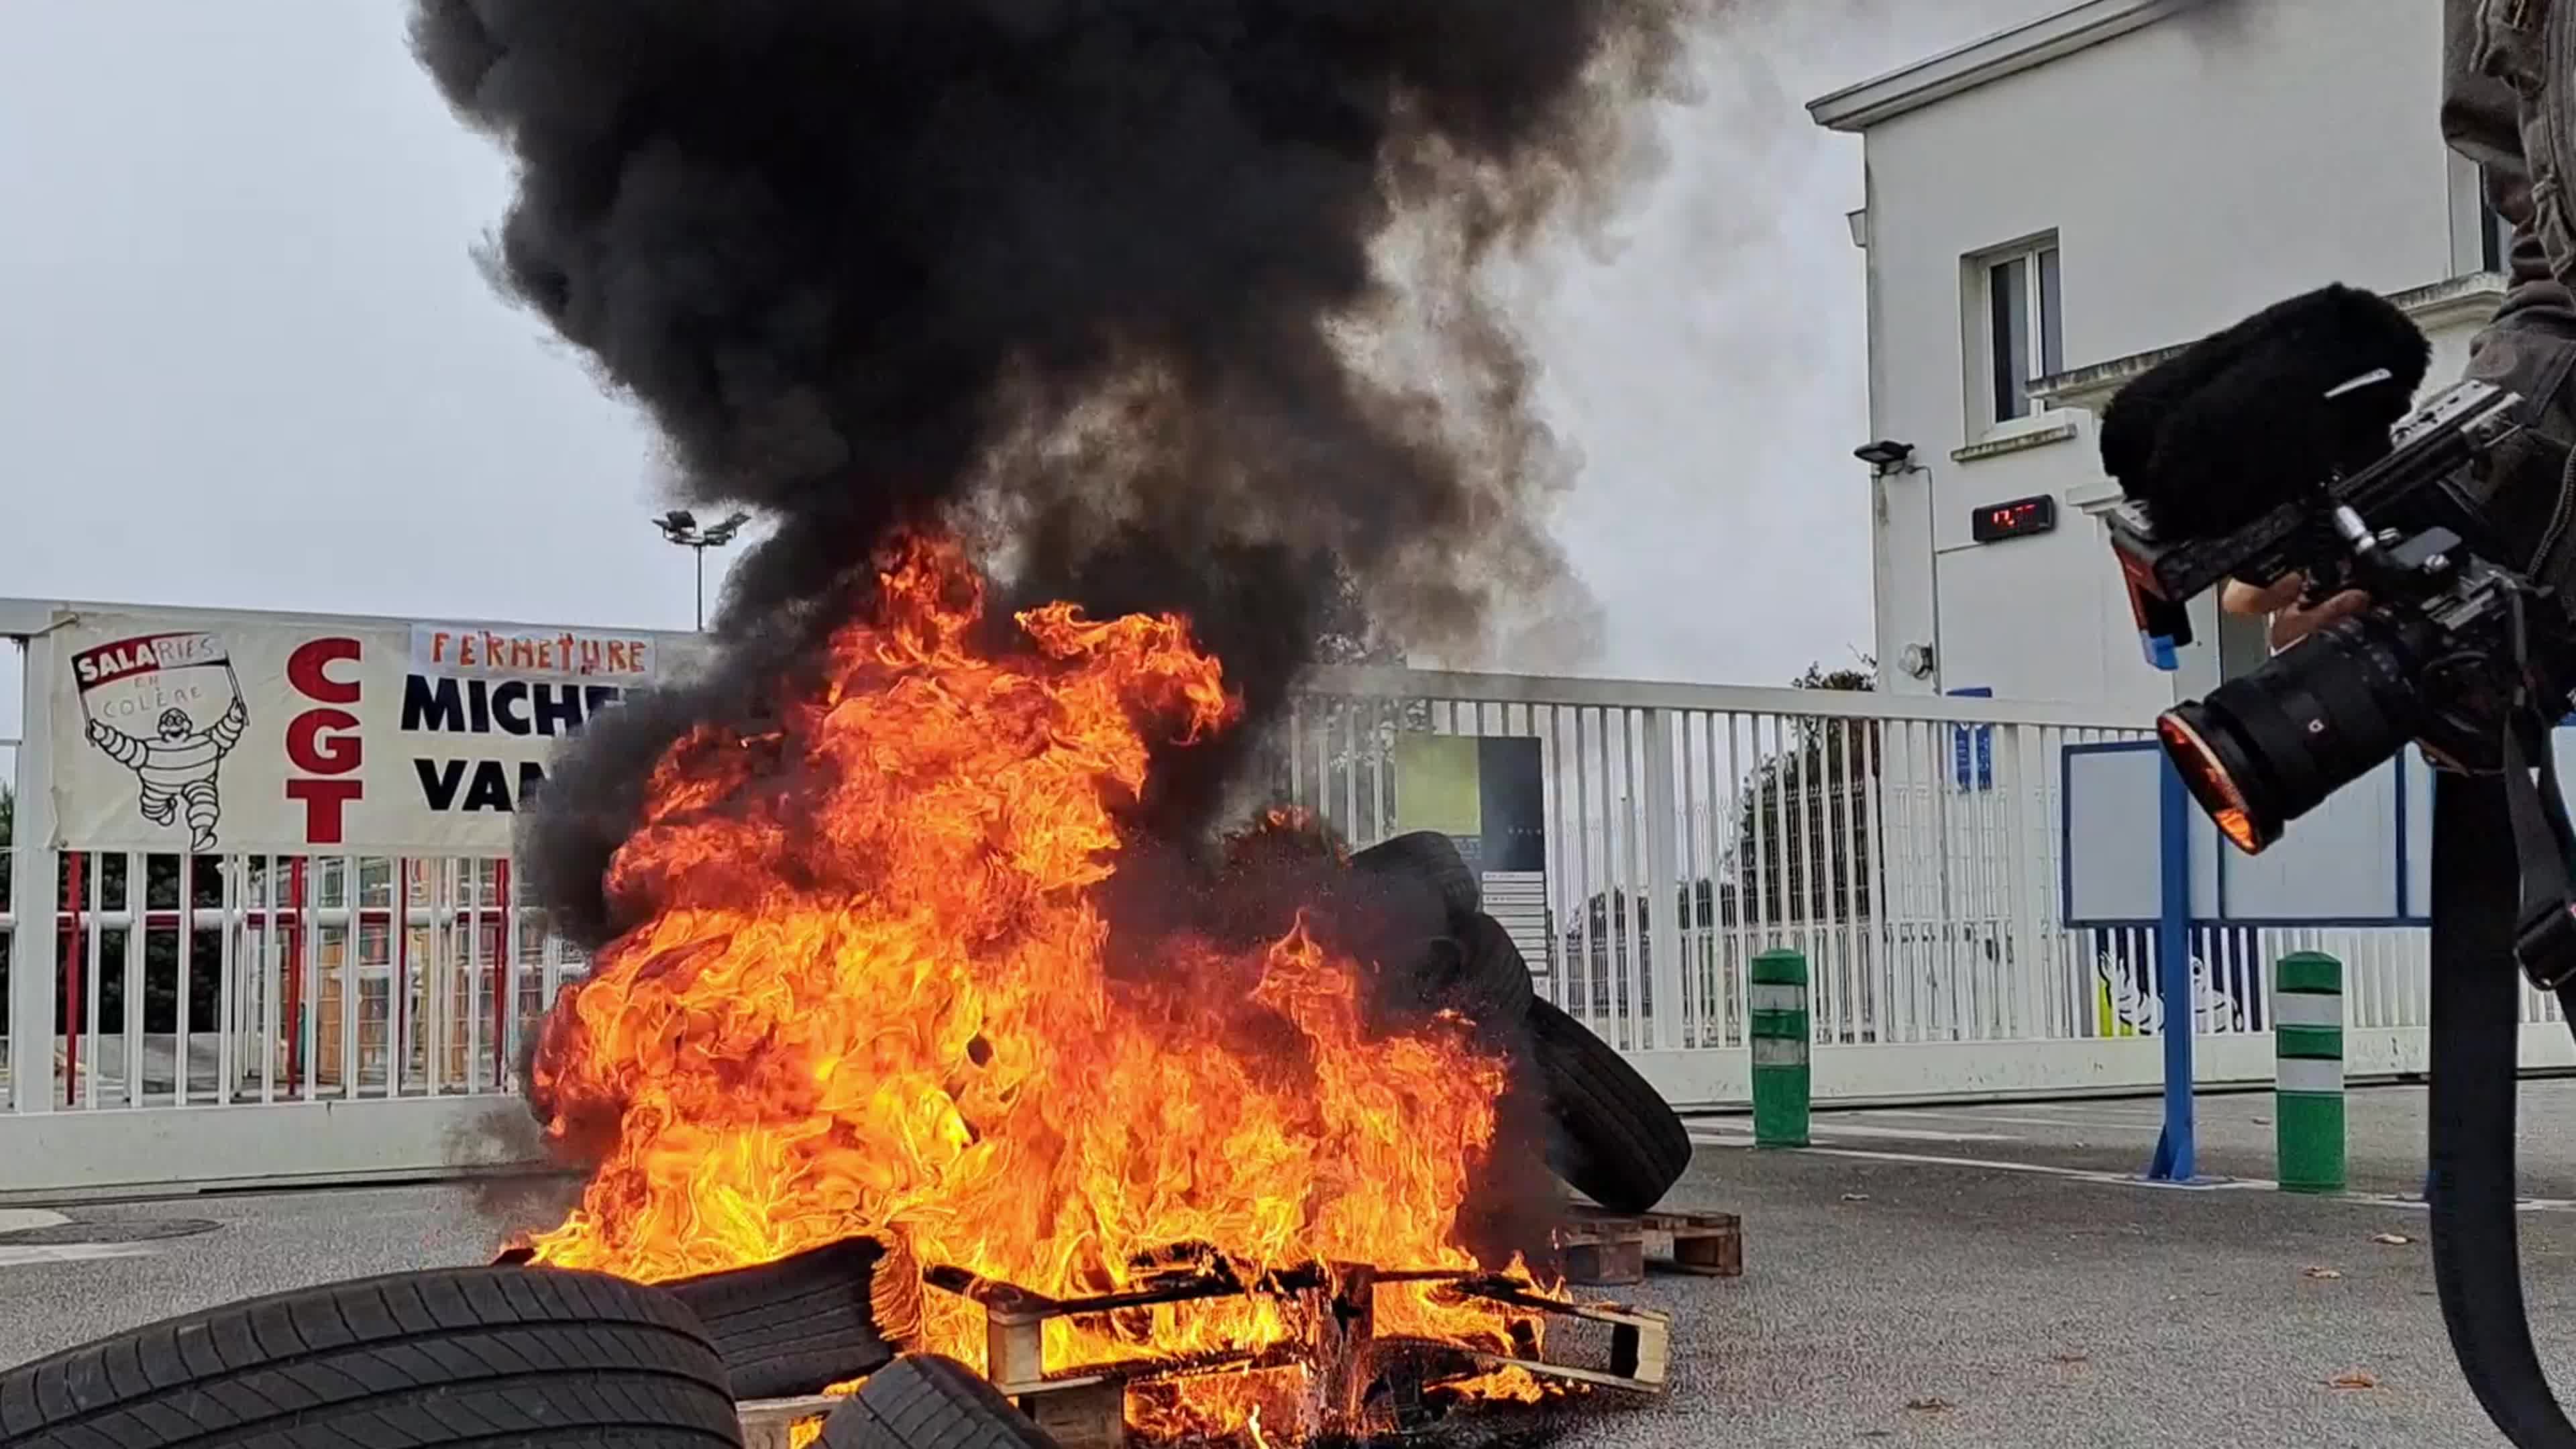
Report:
2419,513,2576,1449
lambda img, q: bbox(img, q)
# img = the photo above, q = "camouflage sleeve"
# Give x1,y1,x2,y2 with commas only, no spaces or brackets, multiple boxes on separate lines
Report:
2446,0,2576,582
2445,0,2532,227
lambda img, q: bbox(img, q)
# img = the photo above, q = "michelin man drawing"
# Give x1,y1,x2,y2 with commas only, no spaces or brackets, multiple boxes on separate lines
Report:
85,694,249,853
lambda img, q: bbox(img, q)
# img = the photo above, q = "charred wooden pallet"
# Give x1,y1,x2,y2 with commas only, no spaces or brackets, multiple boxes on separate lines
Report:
1554,1205,1742,1287
736,1394,838,1449
912,1258,1670,1449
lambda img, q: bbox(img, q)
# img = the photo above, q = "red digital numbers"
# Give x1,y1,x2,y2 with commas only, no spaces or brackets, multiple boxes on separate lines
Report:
1970,495,2057,543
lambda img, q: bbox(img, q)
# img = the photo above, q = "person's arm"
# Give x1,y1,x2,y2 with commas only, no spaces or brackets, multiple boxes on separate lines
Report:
2444,0,2576,554
2227,1,2576,651
2444,0,2535,232
2218,576,2369,653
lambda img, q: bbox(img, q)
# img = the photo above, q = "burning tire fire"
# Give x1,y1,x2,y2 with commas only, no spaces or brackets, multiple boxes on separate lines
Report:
464,537,1688,1444
392,0,1711,1438
504,537,1589,1442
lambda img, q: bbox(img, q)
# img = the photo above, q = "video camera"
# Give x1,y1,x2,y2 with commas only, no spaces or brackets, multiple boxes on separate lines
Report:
2100,284,2576,985
2107,378,2556,833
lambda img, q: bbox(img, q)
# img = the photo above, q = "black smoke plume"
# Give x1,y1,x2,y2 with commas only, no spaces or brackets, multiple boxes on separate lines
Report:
411,0,1699,947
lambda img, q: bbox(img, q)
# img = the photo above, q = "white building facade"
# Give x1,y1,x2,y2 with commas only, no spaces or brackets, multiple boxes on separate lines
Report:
1809,0,2512,713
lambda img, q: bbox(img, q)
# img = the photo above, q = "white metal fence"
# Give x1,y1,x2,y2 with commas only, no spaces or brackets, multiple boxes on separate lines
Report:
1280,667,2564,1106
0,851,586,1115
0,665,2550,1193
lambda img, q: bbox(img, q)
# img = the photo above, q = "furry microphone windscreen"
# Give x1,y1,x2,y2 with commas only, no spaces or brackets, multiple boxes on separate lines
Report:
2099,284,2430,539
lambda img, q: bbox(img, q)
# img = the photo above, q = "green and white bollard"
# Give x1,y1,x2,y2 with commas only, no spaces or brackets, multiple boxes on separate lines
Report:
2273,950,2346,1195
1750,949,1811,1148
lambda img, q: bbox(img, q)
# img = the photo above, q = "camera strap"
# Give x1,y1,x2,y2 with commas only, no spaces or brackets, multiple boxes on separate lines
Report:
2430,740,2576,1447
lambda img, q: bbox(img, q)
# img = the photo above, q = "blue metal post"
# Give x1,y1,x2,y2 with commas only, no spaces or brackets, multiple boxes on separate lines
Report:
2147,757,2198,1182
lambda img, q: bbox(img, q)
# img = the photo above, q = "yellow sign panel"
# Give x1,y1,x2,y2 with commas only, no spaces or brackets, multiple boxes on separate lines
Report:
1393,735,1481,839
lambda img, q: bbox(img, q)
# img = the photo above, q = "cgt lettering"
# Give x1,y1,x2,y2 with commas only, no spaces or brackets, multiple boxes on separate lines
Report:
285,637,364,845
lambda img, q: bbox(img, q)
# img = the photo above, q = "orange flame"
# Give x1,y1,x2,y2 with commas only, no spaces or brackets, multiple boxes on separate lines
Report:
521,534,1532,1440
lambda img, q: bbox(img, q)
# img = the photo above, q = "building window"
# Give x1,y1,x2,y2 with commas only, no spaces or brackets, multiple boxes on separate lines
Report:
2482,193,2514,274
1981,237,2063,425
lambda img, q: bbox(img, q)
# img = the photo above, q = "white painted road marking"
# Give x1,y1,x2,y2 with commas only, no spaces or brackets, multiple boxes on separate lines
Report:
0,1210,70,1235
1854,1107,2168,1135
0,1242,162,1269
1689,1131,2258,1189
1682,1118,2013,1144
1781,1122,2016,1144
1686,1132,2576,1213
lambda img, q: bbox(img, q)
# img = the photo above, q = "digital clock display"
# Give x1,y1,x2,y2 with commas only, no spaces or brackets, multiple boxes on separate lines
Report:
1971,494,2058,543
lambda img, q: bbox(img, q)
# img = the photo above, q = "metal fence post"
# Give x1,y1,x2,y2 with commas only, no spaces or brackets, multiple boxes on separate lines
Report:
7,627,62,1115
2274,951,2346,1194
2004,724,2049,1038
1640,708,1686,1052
1750,948,1811,1147
2146,755,2198,1183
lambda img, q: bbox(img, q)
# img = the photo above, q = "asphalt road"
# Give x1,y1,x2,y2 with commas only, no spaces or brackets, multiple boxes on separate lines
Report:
7,1084,2576,1447
1574,1085,2576,1449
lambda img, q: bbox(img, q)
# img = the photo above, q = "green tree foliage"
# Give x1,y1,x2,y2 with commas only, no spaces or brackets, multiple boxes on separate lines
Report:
1733,657,1878,924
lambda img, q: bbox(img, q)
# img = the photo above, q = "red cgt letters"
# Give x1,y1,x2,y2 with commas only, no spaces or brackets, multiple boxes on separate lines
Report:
284,637,364,844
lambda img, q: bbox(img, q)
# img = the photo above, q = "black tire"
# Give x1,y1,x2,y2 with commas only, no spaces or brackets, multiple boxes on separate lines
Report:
819,1354,1057,1448
1441,912,1536,1028
0,1265,741,1449
1350,831,1480,921
665,1238,896,1400
1526,997,1693,1214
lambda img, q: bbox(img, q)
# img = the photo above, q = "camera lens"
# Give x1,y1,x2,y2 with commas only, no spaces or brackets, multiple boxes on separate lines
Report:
2154,606,2440,854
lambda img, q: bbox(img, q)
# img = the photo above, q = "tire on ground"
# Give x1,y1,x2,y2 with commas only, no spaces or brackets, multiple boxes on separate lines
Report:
820,1354,1058,1448
1350,830,1481,921
1442,912,1536,1028
0,1265,742,1449
665,1238,896,1399
1526,997,1694,1214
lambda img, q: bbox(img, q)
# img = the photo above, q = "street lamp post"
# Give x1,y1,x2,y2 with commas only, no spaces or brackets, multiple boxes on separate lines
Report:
653,509,751,630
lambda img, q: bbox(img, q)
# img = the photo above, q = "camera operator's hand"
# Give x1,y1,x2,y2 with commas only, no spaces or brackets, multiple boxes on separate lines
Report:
2221,574,2369,653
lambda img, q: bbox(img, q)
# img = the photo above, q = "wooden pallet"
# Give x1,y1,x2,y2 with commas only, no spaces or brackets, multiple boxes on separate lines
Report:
737,1394,837,1449
908,1259,1670,1448
1556,1206,1742,1287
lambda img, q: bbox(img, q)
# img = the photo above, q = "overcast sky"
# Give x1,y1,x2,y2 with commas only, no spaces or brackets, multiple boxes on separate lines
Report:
0,0,2059,758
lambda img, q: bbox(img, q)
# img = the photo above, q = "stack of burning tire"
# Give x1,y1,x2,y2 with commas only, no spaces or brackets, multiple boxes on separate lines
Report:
1347,830,1695,1217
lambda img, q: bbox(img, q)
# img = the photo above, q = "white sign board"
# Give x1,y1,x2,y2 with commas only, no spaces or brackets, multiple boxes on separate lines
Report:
2217,755,2404,922
45,609,706,856
2061,743,2167,925
2062,739,2415,926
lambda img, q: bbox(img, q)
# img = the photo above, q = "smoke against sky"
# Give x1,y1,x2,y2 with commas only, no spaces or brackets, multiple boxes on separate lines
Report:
0,0,2061,760
1506,0,2064,678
